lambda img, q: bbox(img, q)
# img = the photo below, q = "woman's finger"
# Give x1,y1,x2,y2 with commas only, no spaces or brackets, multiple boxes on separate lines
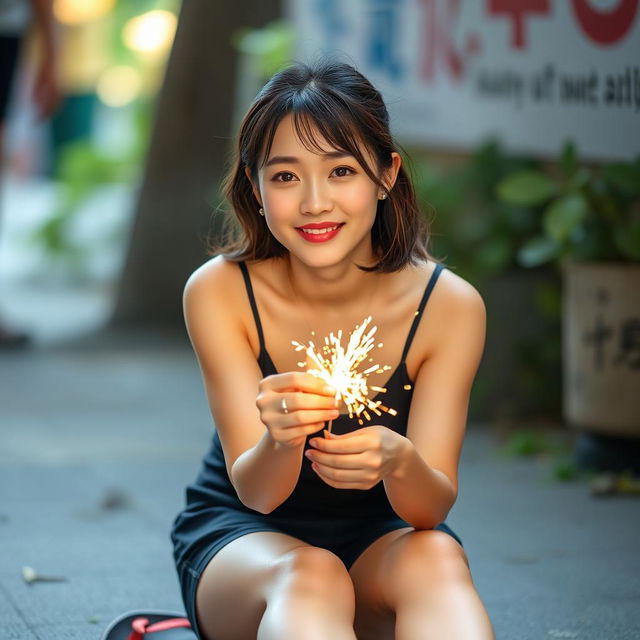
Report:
304,451,364,470
308,434,370,455
278,393,340,413
312,464,369,481
276,408,339,427
274,423,326,447
262,371,337,396
310,463,376,489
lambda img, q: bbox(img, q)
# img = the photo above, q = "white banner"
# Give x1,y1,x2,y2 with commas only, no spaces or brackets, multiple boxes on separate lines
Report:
288,0,640,161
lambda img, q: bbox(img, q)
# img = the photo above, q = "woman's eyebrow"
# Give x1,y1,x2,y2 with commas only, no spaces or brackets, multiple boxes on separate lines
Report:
265,151,353,167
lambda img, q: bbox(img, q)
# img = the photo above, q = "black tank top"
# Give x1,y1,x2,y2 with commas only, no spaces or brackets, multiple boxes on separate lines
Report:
183,261,445,521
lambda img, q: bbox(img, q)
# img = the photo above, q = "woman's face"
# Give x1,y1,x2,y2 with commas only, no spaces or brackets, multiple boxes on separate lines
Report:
249,113,400,270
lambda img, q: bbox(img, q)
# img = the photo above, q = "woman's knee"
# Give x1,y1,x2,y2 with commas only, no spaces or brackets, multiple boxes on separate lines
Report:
387,530,472,598
274,546,355,603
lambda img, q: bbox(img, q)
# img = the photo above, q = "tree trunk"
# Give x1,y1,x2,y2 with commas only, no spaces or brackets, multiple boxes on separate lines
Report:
110,0,281,328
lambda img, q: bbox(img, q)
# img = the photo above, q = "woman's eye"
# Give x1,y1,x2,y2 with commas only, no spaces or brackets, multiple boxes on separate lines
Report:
273,172,296,182
332,166,354,178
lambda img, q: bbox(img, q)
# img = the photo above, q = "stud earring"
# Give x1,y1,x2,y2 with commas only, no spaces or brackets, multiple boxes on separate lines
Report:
258,207,264,216
379,192,387,200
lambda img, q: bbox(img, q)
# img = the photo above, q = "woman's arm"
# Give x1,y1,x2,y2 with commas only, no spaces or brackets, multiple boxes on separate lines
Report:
383,279,487,528
183,258,335,514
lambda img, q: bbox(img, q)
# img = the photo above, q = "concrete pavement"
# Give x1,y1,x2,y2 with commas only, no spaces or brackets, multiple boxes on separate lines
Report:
1,331,639,639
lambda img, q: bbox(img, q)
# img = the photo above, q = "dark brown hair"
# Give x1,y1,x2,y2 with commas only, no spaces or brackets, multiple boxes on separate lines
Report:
213,60,438,271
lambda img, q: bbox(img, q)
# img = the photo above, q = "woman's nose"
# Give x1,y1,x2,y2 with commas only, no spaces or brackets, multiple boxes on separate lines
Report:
300,179,333,215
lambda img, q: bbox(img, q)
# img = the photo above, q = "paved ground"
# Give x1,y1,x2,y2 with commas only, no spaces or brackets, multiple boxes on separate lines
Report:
1,328,639,639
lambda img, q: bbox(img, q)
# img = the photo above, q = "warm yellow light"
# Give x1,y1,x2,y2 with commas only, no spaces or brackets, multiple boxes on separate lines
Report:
54,0,115,25
96,66,141,107
123,10,178,55
292,317,397,430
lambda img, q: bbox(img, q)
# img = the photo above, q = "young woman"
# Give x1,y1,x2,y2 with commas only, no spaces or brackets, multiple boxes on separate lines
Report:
171,60,495,639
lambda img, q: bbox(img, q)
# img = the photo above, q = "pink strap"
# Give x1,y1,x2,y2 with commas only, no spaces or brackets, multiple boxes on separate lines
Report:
128,616,192,639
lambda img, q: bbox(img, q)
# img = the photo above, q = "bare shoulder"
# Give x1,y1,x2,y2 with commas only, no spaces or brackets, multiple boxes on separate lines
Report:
430,264,486,357
183,256,251,327
184,255,242,301
435,264,486,318
409,261,486,364
182,256,252,362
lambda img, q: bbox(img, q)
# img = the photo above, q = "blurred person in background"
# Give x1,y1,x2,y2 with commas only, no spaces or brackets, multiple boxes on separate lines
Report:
0,0,59,347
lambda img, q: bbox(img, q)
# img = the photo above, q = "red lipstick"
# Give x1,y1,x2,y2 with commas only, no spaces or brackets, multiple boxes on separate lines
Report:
295,222,344,243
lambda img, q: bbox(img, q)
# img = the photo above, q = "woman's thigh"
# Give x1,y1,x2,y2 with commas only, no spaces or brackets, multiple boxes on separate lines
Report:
194,531,308,640
195,530,352,640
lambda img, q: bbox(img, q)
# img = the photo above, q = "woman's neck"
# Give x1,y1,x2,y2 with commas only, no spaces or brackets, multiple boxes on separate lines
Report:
285,255,381,313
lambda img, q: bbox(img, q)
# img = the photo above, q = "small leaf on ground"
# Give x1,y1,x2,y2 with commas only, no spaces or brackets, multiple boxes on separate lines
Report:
502,429,552,457
551,458,580,482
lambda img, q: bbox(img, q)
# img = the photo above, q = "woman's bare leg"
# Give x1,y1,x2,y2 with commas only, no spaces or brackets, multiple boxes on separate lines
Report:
195,531,357,640
258,545,356,640
349,528,495,640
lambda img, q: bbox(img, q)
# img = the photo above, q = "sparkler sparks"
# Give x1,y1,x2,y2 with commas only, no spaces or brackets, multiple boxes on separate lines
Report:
292,316,398,431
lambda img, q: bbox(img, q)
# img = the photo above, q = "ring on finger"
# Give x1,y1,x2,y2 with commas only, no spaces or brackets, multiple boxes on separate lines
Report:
281,397,289,414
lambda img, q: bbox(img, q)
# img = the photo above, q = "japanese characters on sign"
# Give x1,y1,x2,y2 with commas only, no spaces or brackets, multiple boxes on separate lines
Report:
584,287,640,372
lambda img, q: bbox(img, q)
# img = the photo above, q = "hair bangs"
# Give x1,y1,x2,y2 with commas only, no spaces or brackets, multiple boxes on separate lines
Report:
294,90,382,184
257,86,382,187
294,111,380,186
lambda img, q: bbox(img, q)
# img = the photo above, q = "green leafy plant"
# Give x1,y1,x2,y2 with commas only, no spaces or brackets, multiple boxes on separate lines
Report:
496,141,640,266
409,140,563,421
409,139,542,280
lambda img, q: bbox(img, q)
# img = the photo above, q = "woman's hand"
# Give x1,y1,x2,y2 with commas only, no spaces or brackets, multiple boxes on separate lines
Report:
256,372,339,449
305,425,409,490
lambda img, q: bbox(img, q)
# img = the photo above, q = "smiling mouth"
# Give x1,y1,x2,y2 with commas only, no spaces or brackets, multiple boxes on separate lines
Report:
298,224,342,235
295,222,345,243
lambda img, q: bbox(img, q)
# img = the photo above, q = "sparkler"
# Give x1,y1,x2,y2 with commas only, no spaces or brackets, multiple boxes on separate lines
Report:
292,316,398,433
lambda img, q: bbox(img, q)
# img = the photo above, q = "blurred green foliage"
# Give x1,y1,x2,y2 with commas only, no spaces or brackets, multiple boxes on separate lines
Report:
32,99,151,273
407,139,639,421
500,428,588,484
503,429,555,457
551,458,581,482
233,19,295,79
408,140,564,420
496,141,640,266
32,0,174,273
408,139,542,280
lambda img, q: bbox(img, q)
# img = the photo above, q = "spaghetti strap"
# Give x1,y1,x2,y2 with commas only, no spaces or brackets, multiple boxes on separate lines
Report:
400,262,445,362
238,261,266,353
